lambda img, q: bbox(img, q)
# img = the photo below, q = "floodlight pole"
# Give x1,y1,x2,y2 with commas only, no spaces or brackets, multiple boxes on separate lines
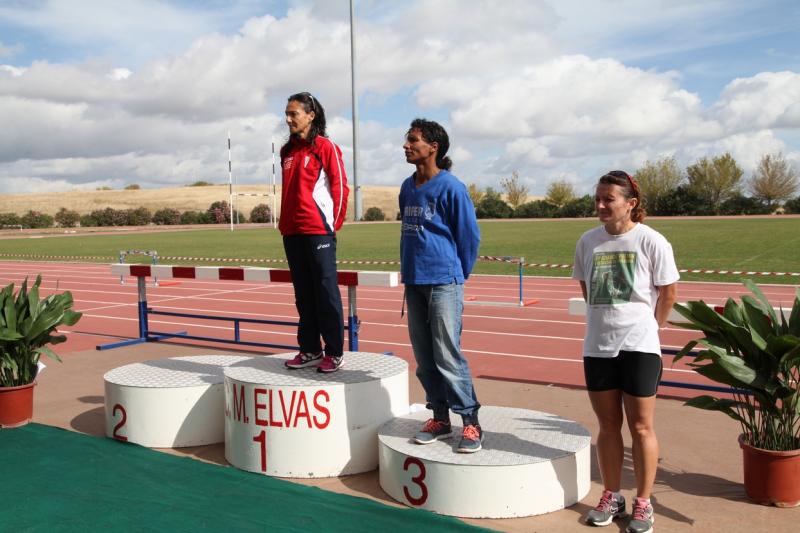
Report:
349,0,362,221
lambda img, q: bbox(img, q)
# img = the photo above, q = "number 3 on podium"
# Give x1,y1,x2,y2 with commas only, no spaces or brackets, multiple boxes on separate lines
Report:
403,456,428,505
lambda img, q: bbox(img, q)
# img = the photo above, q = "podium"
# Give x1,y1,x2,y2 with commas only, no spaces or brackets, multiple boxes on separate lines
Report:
223,352,409,478
103,355,250,447
103,353,592,519
378,406,591,518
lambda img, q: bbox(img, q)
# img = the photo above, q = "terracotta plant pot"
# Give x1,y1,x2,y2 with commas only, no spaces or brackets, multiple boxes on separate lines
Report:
0,382,35,428
739,434,800,507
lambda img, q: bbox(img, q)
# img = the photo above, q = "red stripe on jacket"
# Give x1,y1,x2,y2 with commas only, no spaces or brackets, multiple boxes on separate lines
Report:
279,136,349,235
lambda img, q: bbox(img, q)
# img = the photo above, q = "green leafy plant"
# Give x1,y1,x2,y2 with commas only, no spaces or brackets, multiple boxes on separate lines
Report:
362,207,386,221
249,204,273,224
672,279,800,451
0,276,82,387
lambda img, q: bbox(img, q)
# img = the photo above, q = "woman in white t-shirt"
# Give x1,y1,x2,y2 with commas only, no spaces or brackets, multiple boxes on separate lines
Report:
573,170,678,533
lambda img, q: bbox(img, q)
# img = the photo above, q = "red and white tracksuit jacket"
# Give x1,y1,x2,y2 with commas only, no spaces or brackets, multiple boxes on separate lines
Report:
279,136,349,236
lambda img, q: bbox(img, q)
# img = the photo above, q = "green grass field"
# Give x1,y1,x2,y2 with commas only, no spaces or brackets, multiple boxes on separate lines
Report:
1,218,799,283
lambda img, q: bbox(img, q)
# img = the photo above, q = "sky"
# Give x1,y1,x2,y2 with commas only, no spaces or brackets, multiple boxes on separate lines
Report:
1,0,799,200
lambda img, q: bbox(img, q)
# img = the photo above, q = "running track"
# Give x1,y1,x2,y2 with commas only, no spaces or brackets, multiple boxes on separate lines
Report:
2,260,797,399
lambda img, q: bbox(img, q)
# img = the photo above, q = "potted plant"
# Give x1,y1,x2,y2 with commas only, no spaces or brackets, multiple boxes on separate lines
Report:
672,279,800,507
0,275,82,427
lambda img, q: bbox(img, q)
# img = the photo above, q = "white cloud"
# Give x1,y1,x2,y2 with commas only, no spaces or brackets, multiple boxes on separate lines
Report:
348,121,410,186
504,138,553,167
713,71,800,131
0,41,23,58
449,55,709,141
0,176,111,194
451,146,472,163
0,0,216,65
0,0,797,199
108,68,132,81
777,102,800,128
551,0,792,63
0,64,25,77
685,130,788,171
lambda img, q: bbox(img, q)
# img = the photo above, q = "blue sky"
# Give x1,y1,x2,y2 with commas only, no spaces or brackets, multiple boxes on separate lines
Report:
0,0,798,198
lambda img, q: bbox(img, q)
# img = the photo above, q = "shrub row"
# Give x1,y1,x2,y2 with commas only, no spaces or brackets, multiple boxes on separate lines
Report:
474,190,796,219
0,211,54,229
3,193,799,231
0,201,273,229
475,193,595,219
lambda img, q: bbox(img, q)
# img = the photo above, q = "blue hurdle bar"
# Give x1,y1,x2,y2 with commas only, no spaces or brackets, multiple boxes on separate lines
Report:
97,275,361,352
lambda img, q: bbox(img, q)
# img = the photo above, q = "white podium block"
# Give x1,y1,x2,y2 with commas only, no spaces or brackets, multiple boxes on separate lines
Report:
224,352,408,478
103,355,251,447
378,406,591,518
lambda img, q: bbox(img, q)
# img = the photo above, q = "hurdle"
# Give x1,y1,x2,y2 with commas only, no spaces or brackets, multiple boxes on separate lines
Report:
468,255,539,307
97,264,398,352
118,249,159,286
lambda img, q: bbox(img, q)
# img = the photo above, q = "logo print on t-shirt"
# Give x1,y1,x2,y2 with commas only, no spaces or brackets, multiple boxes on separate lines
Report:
402,204,425,235
589,252,636,305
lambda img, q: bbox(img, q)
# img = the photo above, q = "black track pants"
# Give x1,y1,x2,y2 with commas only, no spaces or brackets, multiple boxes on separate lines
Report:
282,234,344,357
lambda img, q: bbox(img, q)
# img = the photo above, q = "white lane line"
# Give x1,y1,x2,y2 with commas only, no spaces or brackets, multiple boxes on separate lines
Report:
64,320,697,376
354,339,693,374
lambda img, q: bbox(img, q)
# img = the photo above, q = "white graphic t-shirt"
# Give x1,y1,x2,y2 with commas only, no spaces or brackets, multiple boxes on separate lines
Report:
572,224,679,358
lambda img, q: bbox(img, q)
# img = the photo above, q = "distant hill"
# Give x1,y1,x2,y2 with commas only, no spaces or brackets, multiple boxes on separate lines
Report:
0,184,402,221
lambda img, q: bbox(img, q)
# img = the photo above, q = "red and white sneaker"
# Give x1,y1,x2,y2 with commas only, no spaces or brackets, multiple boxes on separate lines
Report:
317,355,343,373
626,498,654,533
414,418,453,444
285,351,324,369
457,424,483,453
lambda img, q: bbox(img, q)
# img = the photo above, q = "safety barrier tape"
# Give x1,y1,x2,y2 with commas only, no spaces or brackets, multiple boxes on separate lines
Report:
677,269,800,276
0,252,114,260
1,252,798,276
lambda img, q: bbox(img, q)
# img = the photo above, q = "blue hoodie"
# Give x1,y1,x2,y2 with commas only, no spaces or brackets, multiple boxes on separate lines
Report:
399,169,480,285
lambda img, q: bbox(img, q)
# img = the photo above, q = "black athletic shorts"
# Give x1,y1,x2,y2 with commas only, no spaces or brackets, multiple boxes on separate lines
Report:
583,350,663,397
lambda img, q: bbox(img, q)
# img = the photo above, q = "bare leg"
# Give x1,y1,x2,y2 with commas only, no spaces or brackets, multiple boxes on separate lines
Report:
588,389,624,491
623,393,658,499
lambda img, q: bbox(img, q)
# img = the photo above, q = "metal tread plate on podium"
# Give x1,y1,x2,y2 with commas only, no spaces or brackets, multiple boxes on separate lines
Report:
104,355,252,447
224,352,408,478
378,406,592,518
223,351,407,386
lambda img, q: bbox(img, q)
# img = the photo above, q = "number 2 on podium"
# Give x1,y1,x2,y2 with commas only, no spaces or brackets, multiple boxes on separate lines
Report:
112,403,128,442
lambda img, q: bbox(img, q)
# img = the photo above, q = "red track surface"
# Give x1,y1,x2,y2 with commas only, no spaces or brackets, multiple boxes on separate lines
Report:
2,260,797,400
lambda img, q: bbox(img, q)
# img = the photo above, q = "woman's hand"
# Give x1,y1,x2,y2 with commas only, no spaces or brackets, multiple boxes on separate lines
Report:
654,283,677,328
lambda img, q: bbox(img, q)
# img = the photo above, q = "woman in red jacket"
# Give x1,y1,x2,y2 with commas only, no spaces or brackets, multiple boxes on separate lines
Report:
280,92,349,373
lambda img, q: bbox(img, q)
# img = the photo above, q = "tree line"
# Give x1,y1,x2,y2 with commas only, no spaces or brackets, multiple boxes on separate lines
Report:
0,201,274,229
2,152,798,228
471,152,800,218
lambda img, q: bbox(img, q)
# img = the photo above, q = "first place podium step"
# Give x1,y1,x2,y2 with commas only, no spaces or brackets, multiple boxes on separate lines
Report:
378,406,592,518
224,351,408,478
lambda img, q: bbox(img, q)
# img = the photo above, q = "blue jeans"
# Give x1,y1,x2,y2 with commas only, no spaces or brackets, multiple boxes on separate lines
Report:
406,283,480,424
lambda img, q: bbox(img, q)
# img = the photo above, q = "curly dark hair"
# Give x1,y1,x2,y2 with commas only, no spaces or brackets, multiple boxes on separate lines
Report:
409,118,452,170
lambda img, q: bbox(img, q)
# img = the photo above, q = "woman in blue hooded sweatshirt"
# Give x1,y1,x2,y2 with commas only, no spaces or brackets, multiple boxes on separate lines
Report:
399,118,482,453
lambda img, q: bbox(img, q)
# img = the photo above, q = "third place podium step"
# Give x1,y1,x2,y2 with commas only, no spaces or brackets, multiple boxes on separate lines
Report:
378,406,591,518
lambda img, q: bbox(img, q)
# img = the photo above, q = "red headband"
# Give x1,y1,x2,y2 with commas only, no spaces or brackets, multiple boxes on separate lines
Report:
604,170,639,198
